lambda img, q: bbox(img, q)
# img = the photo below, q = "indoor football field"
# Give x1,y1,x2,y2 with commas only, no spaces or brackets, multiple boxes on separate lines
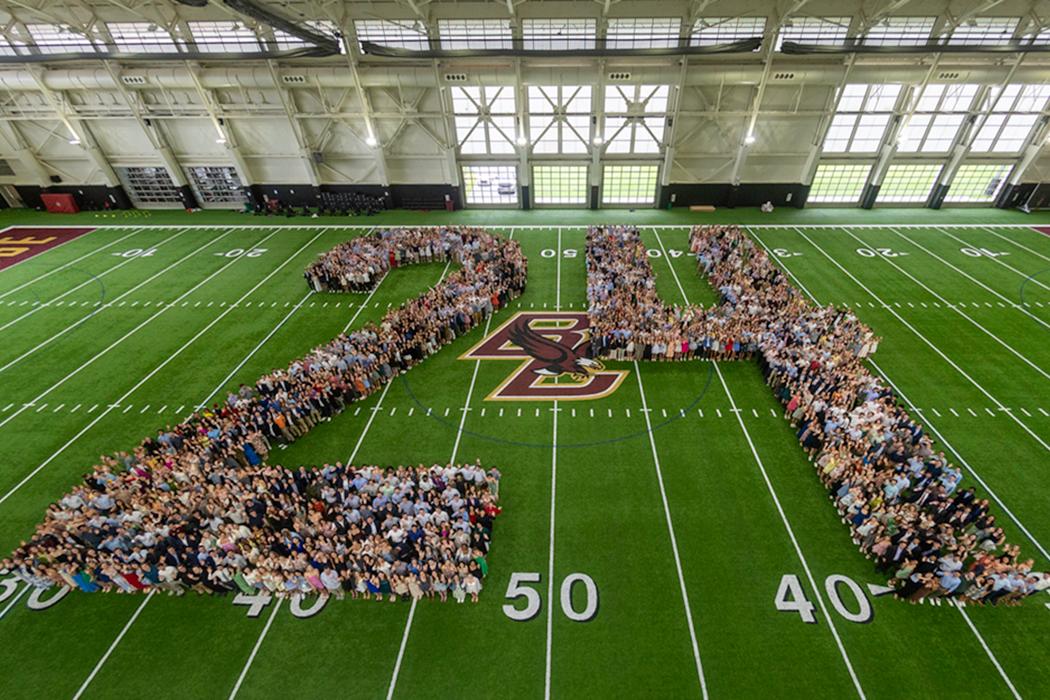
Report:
0,209,1048,699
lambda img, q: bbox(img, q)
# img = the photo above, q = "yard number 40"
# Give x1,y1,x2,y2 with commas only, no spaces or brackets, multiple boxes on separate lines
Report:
502,572,599,623
775,573,875,625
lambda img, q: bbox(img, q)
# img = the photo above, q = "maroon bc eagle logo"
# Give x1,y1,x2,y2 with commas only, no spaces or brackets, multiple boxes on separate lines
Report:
460,312,628,401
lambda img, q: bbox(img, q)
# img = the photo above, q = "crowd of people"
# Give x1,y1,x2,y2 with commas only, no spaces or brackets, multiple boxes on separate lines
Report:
4,227,526,601
587,224,1046,604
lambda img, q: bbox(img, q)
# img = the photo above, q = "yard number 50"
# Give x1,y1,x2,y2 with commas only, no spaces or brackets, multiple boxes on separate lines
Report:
502,572,599,622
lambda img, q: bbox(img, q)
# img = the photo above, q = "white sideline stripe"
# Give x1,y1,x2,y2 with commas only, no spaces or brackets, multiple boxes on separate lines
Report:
227,598,284,700
747,228,1050,564
0,224,105,275
793,228,1050,453
385,598,417,700
0,583,29,619
635,363,709,698
544,398,558,700
0,227,144,302
980,226,1050,263
939,227,1050,292
0,230,298,506
72,591,155,700
0,230,158,333
715,363,865,699
891,228,1050,332
0,226,205,375
0,229,239,431
952,600,1022,699
842,227,1050,382
384,232,507,700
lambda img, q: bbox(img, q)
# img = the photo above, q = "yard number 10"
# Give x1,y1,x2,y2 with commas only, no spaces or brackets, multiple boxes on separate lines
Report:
502,572,599,623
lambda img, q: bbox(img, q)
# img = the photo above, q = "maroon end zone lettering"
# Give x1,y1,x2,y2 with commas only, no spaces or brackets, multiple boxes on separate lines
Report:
461,311,628,401
0,227,96,271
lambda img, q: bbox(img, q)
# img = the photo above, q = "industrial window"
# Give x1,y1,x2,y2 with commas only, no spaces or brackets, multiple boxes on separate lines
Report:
863,17,936,46
452,86,517,155
528,85,591,154
897,84,978,153
0,36,20,56
271,30,308,50
186,166,244,205
438,19,512,50
808,164,871,203
945,164,1012,203
777,17,850,48
522,19,596,50
106,22,179,53
188,21,261,52
355,20,429,50
877,164,941,203
27,25,95,54
822,84,901,153
605,18,681,49
691,17,765,46
947,18,1018,46
603,85,669,154
533,165,588,205
117,166,182,206
602,164,658,205
305,21,345,53
462,165,517,205
971,84,1050,153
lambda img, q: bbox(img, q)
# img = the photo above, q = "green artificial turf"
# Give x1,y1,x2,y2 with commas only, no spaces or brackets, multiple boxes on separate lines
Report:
0,209,1048,699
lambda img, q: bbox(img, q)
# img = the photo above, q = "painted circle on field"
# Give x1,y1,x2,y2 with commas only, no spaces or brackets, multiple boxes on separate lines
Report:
1018,267,1050,316
397,360,716,450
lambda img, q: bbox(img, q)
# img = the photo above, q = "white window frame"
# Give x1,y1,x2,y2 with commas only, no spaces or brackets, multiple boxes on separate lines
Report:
438,19,512,50
27,24,95,54
601,163,660,206
605,18,681,49
691,17,765,47
461,164,518,207
947,18,1018,46
532,164,589,206
528,85,592,154
452,86,517,155
944,163,1012,204
877,163,942,204
522,19,596,50
777,17,850,49
863,17,936,46
808,163,872,204
106,22,179,53
354,19,429,50
188,21,261,53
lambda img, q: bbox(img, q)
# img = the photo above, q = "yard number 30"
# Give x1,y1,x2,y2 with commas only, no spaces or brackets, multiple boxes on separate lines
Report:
503,572,599,622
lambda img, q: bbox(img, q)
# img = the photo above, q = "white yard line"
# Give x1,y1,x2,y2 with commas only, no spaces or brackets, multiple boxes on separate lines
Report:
748,227,1050,563
0,226,215,375
952,600,1022,700
980,226,1050,264
791,227,1050,452
193,227,335,412
841,227,1050,382
634,363,709,698
71,591,155,700
890,228,1050,332
227,598,284,700
385,597,418,700
544,397,558,700
0,229,312,505
0,227,145,302
385,234,506,700
938,227,1050,292
715,363,866,699
0,229,173,333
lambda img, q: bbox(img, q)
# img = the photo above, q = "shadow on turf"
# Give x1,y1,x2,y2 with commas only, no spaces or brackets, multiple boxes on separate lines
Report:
398,360,716,449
